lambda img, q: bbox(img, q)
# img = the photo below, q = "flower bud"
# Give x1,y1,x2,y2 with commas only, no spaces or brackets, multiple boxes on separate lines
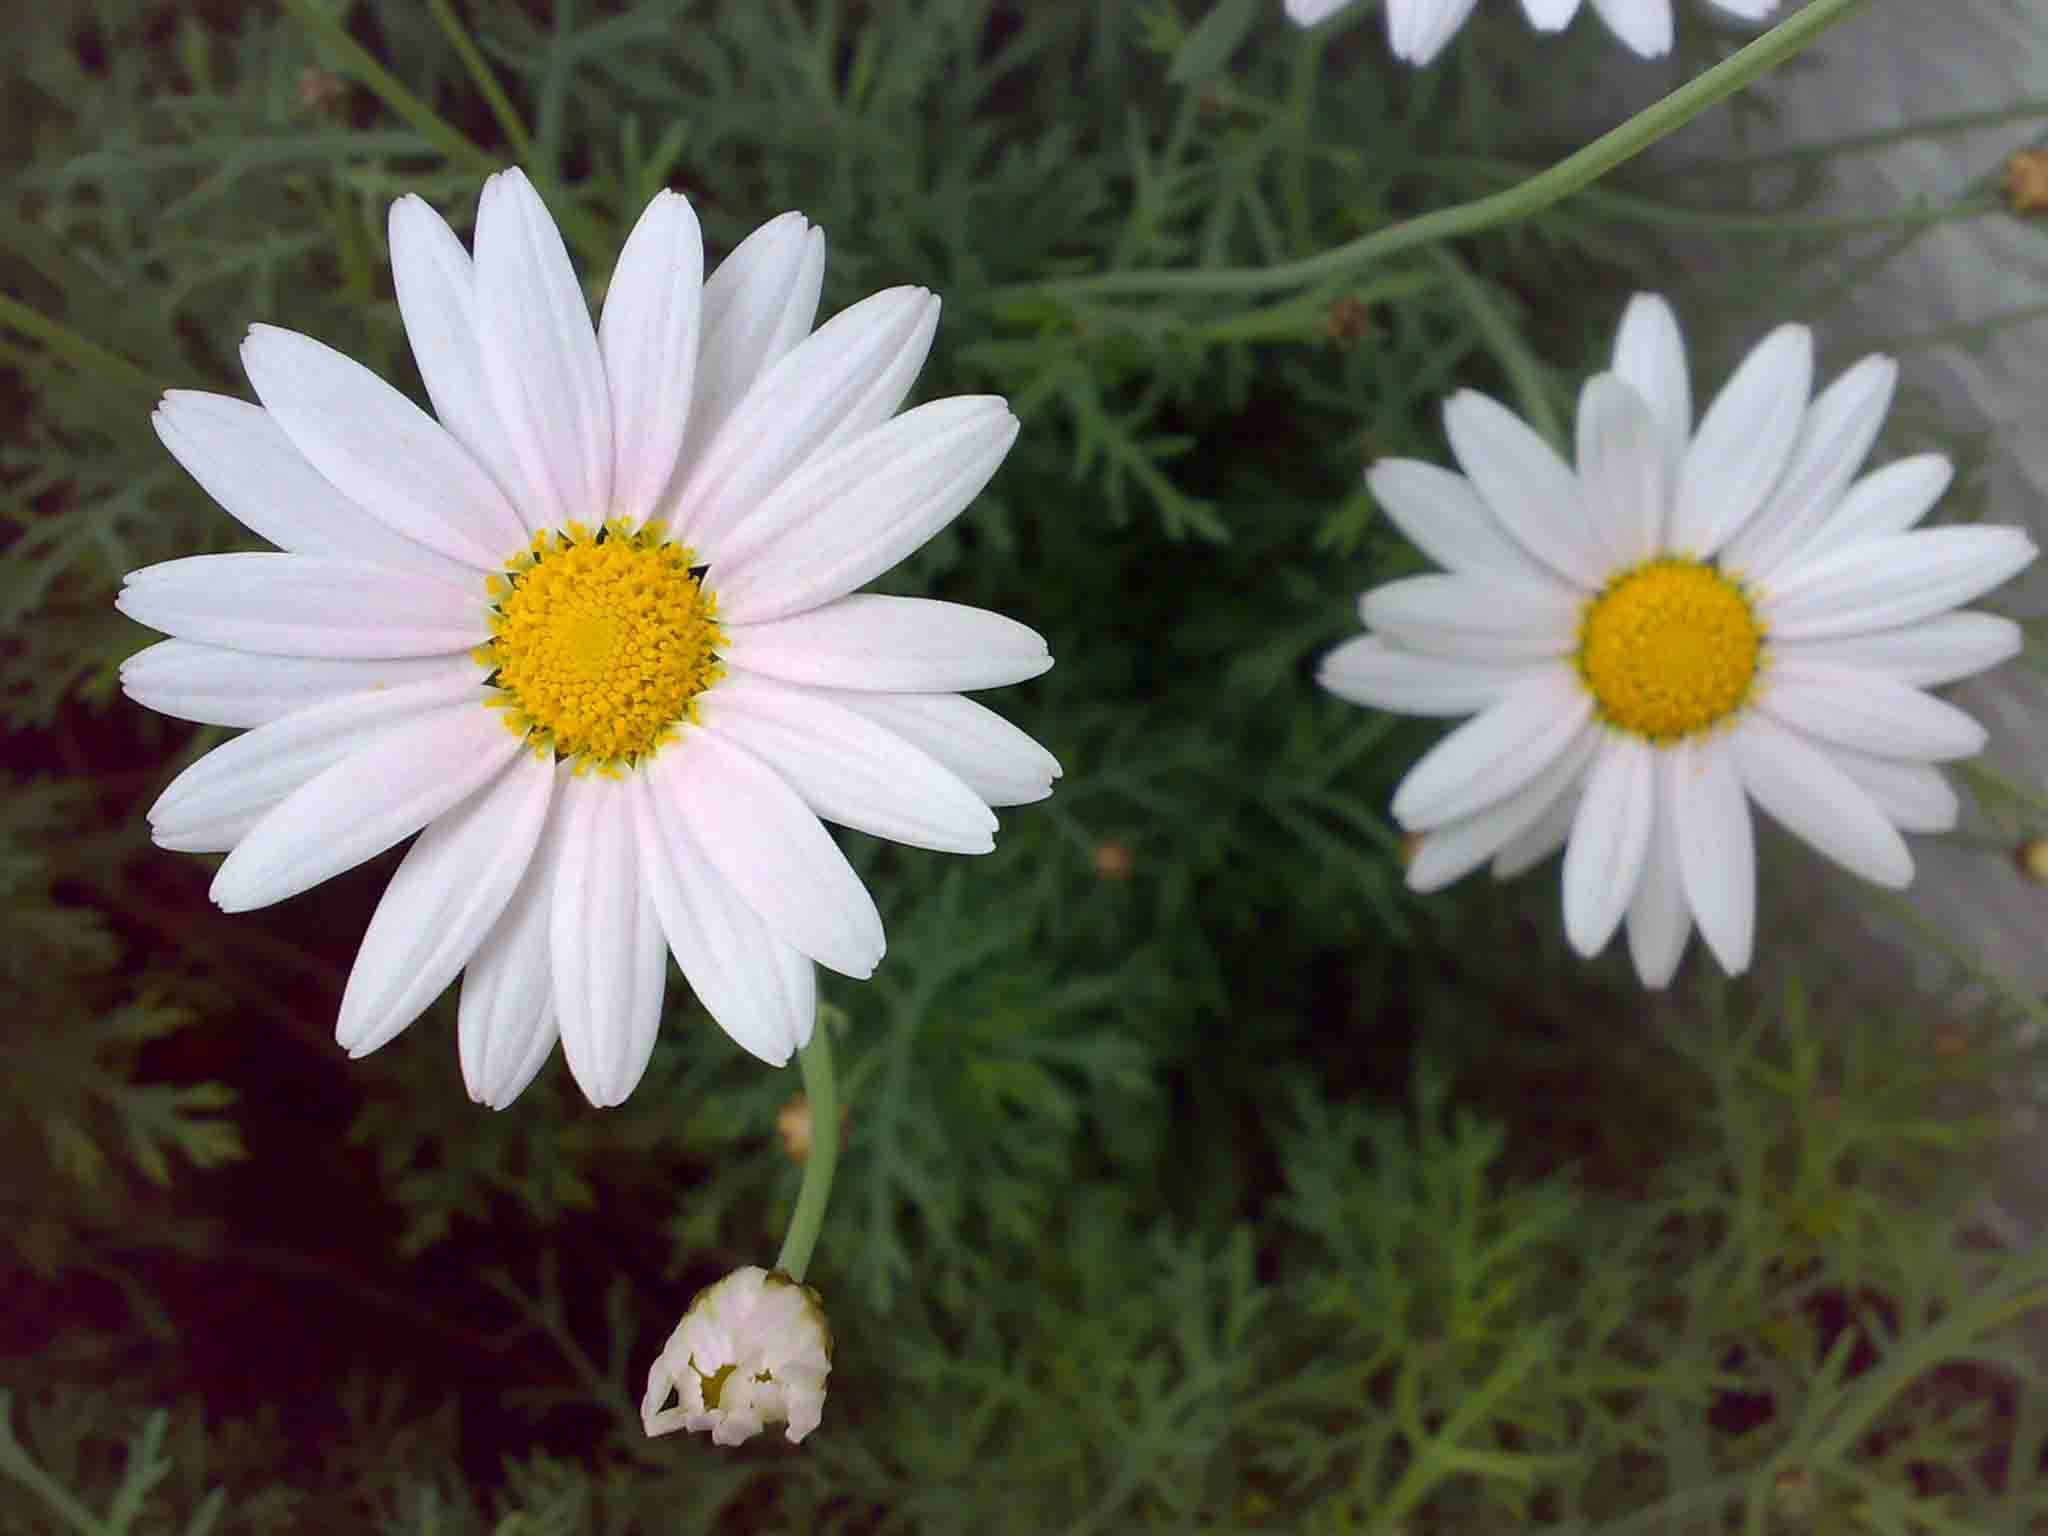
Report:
642,1267,832,1446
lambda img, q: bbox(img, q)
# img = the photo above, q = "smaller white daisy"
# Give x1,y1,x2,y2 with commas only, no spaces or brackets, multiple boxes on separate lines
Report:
643,1267,831,1446
1285,0,1780,65
1320,292,2037,988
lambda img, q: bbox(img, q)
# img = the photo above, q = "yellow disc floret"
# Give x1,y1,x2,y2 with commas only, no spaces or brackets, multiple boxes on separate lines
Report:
1576,557,1763,742
474,519,723,772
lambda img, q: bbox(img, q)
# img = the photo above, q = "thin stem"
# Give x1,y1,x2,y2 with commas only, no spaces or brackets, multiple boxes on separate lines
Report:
1427,246,1561,446
774,1017,840,1285
426,0,539,167
0,293,163,402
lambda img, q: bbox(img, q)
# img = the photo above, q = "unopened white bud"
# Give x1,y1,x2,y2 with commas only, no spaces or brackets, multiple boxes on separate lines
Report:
641,1267,832,1446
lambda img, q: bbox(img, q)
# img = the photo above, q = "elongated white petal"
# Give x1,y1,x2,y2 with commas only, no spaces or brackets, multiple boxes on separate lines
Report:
1779,612,2021,688
1611,294,1691,479
721,596,1051,693
1360,574,1580,663
632,772,814,1067
1318,635,1545,717
1521,0,1583,27
704,675,996,853
1760,527,2037,641
1759,661,1986,762
1492,791,1577,880
1587,0,1670,54
651,727,884,978
335,751,553,1056
209,701,521,913
822,689,1059,807
1669,735,1753,976
118,553,485,658
710,397,1018,623
121,642,462,729
153,392,475,586
1626,765,1691,988
1669,324,1811,557
1728,713,1911,887
600,190,704,529
1707,0,1779,18
1389,0,1481,61
549,775,666,1108
1770,454,1952,570
241,324,526,568
1562,732,1654,956
1391,666,1592,831
1364,459,1569,589
1444,390,1604,587
474,169,612,533
1829,749,1958,834
1575,374,1667,568
458,777,571,1109
1407,725,1597,893
1287,0,1353,21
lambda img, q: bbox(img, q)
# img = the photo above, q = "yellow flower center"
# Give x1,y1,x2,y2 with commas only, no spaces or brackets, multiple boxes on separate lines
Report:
474,519,724,772
1576,557,1763,742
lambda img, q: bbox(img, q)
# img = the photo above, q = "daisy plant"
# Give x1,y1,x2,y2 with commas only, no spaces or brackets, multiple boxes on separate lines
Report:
1286,0,1781,67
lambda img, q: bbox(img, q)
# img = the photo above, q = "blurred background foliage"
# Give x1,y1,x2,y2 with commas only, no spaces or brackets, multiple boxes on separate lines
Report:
3,0,2047,1530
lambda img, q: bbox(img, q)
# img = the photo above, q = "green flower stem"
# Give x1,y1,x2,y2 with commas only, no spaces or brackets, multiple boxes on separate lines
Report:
426,0,540,169
1427,246,1562,446
773,1018,840,1285
999,0,1870,304
0,293,162,402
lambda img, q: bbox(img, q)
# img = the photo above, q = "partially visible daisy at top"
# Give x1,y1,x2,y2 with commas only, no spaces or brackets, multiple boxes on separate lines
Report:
120,170,1059,1108
1319,293,2035,987
1286,0,1779,66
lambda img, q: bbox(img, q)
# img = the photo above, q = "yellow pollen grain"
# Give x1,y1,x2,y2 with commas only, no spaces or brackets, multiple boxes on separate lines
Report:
473,519,723,773
1576,557,1762,742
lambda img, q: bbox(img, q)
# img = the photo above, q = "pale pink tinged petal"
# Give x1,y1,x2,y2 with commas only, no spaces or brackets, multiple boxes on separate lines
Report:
1390,0,1481,61
1587,0,1671,52
599,190,704,529
1759,528,2036,641
1611,294,1691,478
240,324,527,568
152,392,476,586
1669,324,1812,558
632,772,814,1067
1561,732,1654,957
120,641,461,729
1669,736,1753,977
1358,574,1580,663
1719,355,1897,582
1391,665,1593,831
549,775,666,1108
151,806,272,856
1286,0,1353,21
651,727,884,978
720,596,1051,693
1317,635,1546,717
1828,750,1958,834
208,701,522,913
708,396,1017,623
117,554,486,658
1444,391,1604,587
1759,661,1986,762
1491,790,1577,880
1574,375,1667,568
822,689,1060,808
1520,0,1584,27
1771,454,1952,570
459,778,571,1109
703,674,996,853
1364,458,1573,590
387,195,547,532
473,169,613,532
1626,763,1691,988
1776,612,2021,689
1728,713,1911,887
1406,724,1596,893
334,752,553,1057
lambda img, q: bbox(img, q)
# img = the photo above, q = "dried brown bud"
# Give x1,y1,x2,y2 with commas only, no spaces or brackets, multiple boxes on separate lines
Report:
1398,830,1424,868
2015,836,2048,883
776,1093,849,1163
297,67,345,114
2005,148,2048,214
1325,296,1370,348
1092,838,1134,881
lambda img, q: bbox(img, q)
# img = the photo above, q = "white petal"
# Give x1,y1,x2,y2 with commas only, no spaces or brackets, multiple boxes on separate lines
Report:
118,554,484,658
1389,0,1481,63
823,689,1060,807
719,593,1051,694
1561,733,1655,957
1759,661,1986,762
1611,294,1691,479
1521,0,1583,26
1829,749,1958,834
1491,791,1577,880
335,751,554,1056
473,169,612,532
1728,713,1911,887
1707,0,1779,17
599,190,704,529
1359,574,1580,663
459,779,571,1109
1575,374,1667,569
1626,765,1691,988
1760,528,2036,642
709,397,1018,623
241,324,527,568
632,771,814,1067
1407,724,1597,893
121,641,461,729
1669,324,1812,557
152,392,475,586
1286,0,1353,21
1669,736,1754,977
209,701,522,913
652,727,884,978
1318,635,1546,717
1444,391,1604,587
704,675,996,853
1778,612,2021,689
1391,665,1593,831
1364,458,1570,589
1587,0,1671,53
1771,454,1952,570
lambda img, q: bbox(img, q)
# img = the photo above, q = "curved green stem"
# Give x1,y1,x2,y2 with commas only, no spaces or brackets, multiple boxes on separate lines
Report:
0,293,163,402
774,1018,839,1285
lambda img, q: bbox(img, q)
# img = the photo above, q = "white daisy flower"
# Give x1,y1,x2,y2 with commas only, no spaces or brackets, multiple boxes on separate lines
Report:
1285,0,1780,66
120,170,1059,1108
1319,293,2036,987
642,1266,832,1446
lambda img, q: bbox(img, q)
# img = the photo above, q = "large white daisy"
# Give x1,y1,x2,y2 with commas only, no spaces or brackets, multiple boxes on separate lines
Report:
121,170,1059,1108
1285,0,1779,65
1319,293,2036,987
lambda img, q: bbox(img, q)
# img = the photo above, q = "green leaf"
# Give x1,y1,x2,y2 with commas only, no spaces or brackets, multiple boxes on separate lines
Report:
1167,0,1260,84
